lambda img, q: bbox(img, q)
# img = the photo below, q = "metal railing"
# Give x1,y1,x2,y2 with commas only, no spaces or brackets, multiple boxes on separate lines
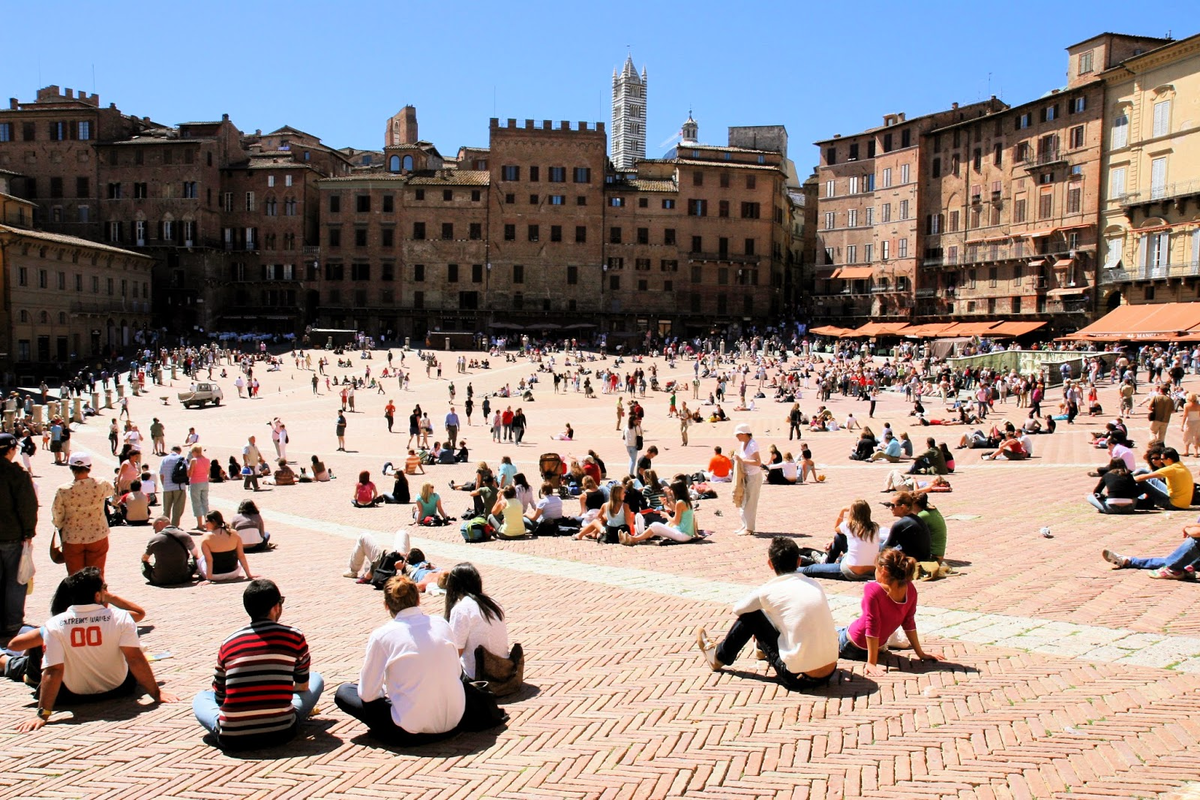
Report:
1118,178,1200,206
1101,260,1200,283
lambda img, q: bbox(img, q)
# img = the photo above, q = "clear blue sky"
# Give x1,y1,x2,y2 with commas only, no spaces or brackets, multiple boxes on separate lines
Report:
3,1,1194,171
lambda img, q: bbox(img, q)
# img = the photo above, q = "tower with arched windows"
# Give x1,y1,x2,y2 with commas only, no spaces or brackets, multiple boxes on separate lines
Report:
611,55,647,170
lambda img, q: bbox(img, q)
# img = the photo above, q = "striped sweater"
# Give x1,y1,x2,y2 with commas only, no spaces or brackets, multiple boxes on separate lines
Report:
213,620,311,742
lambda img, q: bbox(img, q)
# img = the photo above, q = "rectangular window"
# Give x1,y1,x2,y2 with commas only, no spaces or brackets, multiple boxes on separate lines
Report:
351,263,371,281
1150,157,1167,199
662,198,676,209
719,172,730,188
447,264,458,283
688,199,707,217
548,166,566,182
501,165,520,181
847,209,858,227
825,180,835,198
551,225,562,242
899,200,909,220
549,195,564,205
413,264,425,282
471,264,482,283
691,236,702,253
931,157,941,178
900,163,910,184
1067,186,1082,214
849,176,859,195
328,194,340,213
824,211,835,229
353,228,367,247
381,228,394,247
528,166,539,182
1069,125,1084,149
693,171,703,186
0,122,11,142
636,227,648,244
664,228,676,245
1111,114,1129,149
1071,97,1086,114
441,222,453,240
566,265,578,285
413,291,424,309
1018,113,1032,130
718,200,729,218
1153,100,1171,138
512,264,525,284
1109,166,1126,199
609,226,622,244
881,168,891,188
356,195,370,213
1038,191,1053,219
1078,50,1094,75
466,222,481,240
575,226,586,243
573,167,591,183
245,192,255,211
443,189,453,202
881,204,891,223
412,221,426,240
741,202,760,219
898,238,908,258
383,195,394,212
528,224,539,242
881,240,890,260
529,194,539,205
744,239,755,256
846,245,857,263
610,196,625,207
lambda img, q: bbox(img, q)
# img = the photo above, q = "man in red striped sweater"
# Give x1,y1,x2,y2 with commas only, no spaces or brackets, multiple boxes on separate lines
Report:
192,579,323,750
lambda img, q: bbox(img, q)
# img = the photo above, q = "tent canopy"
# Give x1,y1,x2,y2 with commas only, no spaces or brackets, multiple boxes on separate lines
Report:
1065,302,1200,341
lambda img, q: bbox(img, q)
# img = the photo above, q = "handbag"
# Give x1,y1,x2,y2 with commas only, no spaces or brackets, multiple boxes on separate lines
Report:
18,538,35,584
49,529,65,564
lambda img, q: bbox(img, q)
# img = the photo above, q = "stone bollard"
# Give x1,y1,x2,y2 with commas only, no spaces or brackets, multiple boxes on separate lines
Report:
116,384,125,399
104,390,113,409
3,410,13,433
91,391,101,412
171,366,178,381
31,405,43,425
72,398,83,424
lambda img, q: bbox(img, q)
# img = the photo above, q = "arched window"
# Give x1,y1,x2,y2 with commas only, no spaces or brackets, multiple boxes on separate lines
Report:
389,155,400,172
402,155,414,171
40,311,49,324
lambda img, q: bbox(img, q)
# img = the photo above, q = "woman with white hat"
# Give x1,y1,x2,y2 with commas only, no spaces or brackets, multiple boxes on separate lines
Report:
51,452,114,578
733,424,762,536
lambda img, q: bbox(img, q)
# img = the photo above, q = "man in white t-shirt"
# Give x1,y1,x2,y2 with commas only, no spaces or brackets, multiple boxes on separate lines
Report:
17,567,178,732
732,423,762,536
696,537,838,691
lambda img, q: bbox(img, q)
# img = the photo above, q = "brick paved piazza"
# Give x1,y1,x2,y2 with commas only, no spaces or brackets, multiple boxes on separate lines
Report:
5,346,1200,800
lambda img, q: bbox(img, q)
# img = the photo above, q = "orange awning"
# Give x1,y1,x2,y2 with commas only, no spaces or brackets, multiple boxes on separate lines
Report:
1023,229,1055,239
1054,222,1094,233
1027,259,1046,266
810,325,853,337
1053,258,1074,268
989,321,1048,336
1069,302,1200,340
902,323,956,337
832,266,874,279
1047,287,1085,296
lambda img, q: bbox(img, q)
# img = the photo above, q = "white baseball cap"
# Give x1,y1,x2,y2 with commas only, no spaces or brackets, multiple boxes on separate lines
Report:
68,452,92,468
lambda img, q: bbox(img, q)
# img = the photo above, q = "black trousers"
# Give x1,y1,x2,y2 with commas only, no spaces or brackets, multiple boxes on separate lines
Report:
715,610,834,692
335,679,505,745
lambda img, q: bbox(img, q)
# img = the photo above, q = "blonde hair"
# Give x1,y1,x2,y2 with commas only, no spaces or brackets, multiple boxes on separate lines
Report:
846,499,879,541
607,483,625,515
419,482,434,502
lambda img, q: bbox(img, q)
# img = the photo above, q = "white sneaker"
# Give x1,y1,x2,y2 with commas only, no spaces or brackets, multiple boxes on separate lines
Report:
342,571,358,579
696,627,722,671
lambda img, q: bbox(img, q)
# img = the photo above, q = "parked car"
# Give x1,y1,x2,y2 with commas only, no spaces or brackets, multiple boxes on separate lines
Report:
178,382,224,408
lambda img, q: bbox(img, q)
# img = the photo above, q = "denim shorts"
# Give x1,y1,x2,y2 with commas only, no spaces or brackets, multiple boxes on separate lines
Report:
837,627,869,661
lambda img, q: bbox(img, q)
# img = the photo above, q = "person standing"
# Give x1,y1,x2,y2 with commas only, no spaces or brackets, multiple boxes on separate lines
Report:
158,446,189,529
679,403,691,446
187,446,212,531
615,397,625,431
501,407,514,442
733,423,762,536
511,408,527,445
242,436,263,492
464,397,474,427
0,433,38,640
51,453,114,578
336,412,348,451
407,407,420,448
193,579,323,750
269,419,283,459
347,385,356,412
1147,384,1175,444
384,400,396,434
277,424,288,462
445,407,460,450
149,417,166,457
787,403,803,441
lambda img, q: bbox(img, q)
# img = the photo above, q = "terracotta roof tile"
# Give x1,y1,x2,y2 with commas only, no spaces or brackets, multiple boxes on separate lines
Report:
0,225,153,258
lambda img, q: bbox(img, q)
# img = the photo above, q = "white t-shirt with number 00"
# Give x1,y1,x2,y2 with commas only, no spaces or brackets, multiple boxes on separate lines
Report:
43,603,140,695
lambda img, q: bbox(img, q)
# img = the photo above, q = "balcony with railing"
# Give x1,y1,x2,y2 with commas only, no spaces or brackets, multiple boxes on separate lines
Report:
71,300,152,316
1101,259,1200,284
1022,148,1067,171
687,251,761,265
1118,178,1200,210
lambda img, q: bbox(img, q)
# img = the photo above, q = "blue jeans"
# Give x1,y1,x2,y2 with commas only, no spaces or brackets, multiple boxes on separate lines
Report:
193,671,324,739
837,627,870,661
1128,539,1200,572
800,561,870,580
1085,495,1136,514
0,540,27,634
627,446,639,477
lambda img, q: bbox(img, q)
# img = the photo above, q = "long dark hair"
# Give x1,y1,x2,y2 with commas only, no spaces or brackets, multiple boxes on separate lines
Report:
442,563,504,623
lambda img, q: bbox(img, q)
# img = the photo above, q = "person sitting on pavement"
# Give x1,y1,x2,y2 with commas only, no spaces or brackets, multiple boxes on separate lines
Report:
707,446,733,482
525,483,563,534
310,456,331,482
198,511,255,583
868,431,904,462
352,471,383,508
1102,518,1200,579
908,438,948,475
442,563,510,681
193,578,323,751
272,459,296,487
118,479,152,526
881,491,933,562
799,500,878,581
344,529,411,582
380,468,410,505
232,499,271,551
488,485,531,539
1133,447,1194,511
1086,459,1140,515
624,481,699,544
695,536,838,691
849,432,876,462
914,493,948,566
980,431,1028,461
334,575,505,745
141,516,197,585
469,473,498,518
413,482,448,525
13,567,179,732
835,549,940,676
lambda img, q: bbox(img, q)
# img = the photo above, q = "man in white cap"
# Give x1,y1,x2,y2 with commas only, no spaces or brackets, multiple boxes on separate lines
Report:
733,423,762,535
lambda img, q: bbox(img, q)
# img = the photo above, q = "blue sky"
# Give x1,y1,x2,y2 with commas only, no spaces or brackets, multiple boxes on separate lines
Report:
3,1,1194,170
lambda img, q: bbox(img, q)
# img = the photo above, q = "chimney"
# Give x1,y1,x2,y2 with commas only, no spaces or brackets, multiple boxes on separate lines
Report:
65,89,74,99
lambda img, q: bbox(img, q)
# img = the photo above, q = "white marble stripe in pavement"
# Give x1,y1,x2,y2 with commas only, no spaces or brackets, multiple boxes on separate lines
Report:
241,500,1200,674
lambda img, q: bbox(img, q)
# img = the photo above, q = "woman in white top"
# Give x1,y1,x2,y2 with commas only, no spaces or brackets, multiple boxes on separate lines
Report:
511,473,535,512
443,563,509,680
799,500,878,581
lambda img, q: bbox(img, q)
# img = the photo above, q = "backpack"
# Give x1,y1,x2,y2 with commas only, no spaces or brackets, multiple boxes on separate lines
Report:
171,457,190,486
370,552,405,590
460,516,492,543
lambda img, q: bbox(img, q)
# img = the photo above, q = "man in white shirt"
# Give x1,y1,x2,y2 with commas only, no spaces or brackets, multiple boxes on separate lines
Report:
696,537,838,691
525,483,563,533
334,575,505,744
16,567,178,732
732,423,762,536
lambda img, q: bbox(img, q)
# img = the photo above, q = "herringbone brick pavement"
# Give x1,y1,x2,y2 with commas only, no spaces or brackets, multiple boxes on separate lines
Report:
3,349,1200,799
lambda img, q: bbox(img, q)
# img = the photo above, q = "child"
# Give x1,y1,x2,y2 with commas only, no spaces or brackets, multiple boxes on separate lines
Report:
140,468,158,506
